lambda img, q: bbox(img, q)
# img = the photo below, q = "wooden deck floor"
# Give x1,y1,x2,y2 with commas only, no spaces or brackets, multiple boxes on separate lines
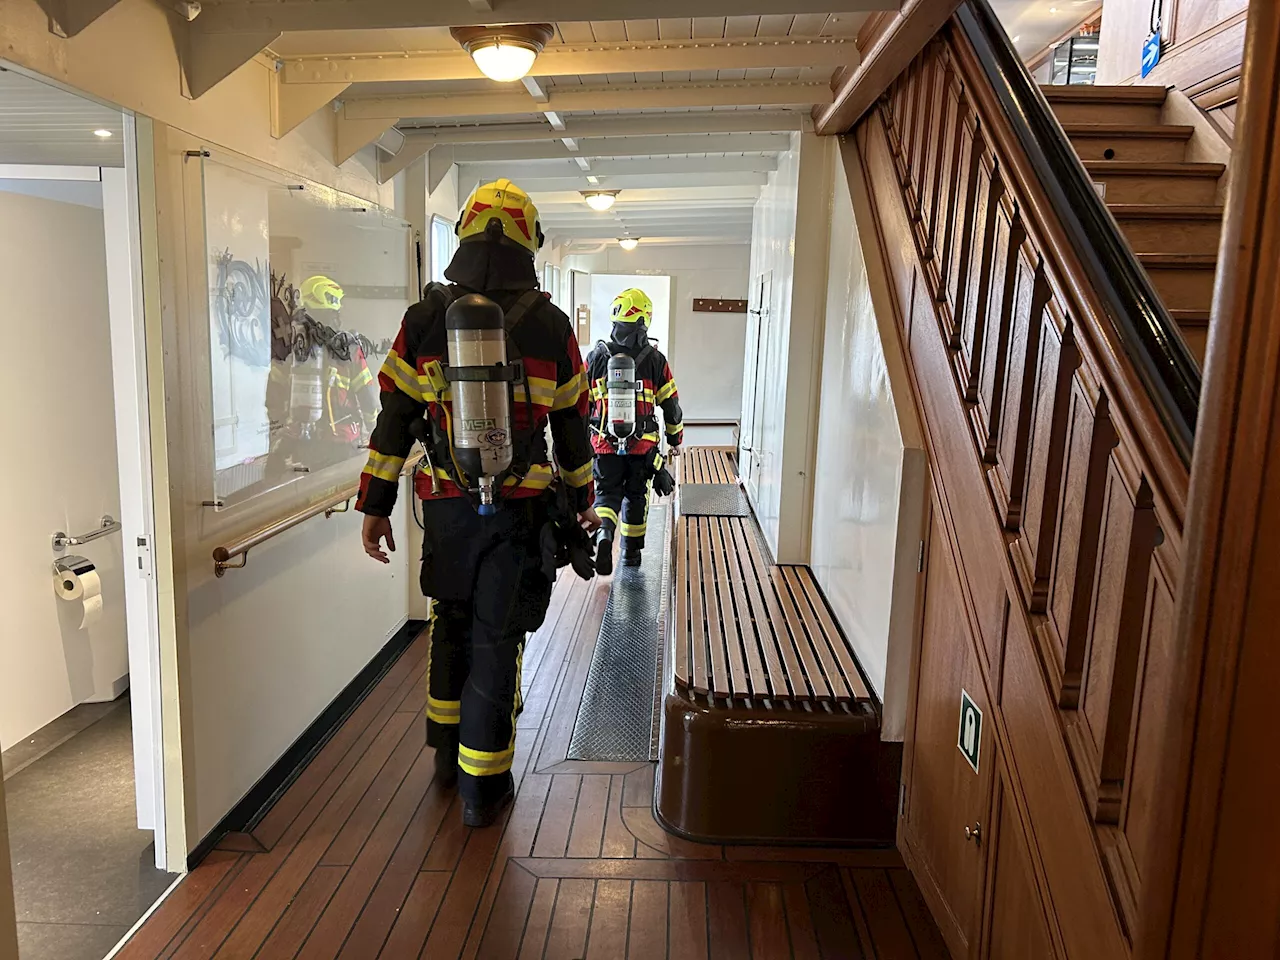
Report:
117,573,947,960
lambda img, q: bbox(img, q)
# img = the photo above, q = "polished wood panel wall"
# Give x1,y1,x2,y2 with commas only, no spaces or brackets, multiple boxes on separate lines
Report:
853,24,1192,960
1097,0,1247,137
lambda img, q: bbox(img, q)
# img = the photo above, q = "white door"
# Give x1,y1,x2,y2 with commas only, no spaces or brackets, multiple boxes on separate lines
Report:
740,271,771,499
0,152,166,866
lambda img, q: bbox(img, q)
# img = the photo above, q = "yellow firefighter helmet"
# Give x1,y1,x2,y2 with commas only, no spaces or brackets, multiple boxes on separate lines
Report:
456,178,544,256
611,288,653,326
300,275,344,312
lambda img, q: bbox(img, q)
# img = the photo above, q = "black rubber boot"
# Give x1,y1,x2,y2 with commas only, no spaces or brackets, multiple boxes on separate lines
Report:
621,548,642,568
595,529,614,576
433,740,459,790
462,783,515,828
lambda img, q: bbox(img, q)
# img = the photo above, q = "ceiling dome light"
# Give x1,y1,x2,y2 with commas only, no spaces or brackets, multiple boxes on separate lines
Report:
618,237,640,251
451,24,554,83
93,128,113,138
582,190,619,212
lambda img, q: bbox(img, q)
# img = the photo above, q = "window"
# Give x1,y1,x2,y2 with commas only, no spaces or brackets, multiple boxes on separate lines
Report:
430,215,457,285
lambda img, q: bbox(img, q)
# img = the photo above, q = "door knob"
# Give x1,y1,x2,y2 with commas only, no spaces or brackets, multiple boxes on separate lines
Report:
964,822,982,844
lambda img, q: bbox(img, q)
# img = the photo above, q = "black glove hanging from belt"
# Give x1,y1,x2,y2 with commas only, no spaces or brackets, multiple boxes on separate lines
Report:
539,483,597,581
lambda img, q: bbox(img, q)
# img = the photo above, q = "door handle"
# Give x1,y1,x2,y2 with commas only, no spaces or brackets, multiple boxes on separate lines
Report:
964,822,982,845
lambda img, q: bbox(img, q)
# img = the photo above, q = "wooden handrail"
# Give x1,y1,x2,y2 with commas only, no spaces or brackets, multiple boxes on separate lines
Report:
813,0,965,136
212,452,423,576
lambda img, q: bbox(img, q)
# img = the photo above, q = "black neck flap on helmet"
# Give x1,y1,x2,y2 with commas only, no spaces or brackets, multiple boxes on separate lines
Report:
445,220,539,293
610,320,649,352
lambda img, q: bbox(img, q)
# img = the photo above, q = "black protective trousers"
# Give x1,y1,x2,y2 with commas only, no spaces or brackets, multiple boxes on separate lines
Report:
593,453,654,551
419,495,553,806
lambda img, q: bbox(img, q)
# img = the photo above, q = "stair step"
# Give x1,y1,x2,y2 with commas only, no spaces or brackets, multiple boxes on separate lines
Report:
1060,123,1194,162
1169,310,1211,365
1137,253,1218,312
1109,204,1224,255
1084,161,1225,205
1042,85,1167,124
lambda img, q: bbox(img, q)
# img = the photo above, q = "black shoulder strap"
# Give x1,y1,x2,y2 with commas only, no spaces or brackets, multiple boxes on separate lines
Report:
504,289,543,333
634,343,656,369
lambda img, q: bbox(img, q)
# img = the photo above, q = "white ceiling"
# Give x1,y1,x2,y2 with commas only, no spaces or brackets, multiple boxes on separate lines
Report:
0,68,124,167
994,0,1101,60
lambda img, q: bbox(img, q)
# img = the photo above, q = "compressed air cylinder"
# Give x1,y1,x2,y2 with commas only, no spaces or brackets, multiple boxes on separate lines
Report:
290,350,325,428
607,352,638,440
446,294,513,512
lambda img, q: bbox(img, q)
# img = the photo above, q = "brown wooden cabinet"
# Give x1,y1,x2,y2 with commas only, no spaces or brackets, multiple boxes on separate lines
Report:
981,754,1058,960
901,503,994,959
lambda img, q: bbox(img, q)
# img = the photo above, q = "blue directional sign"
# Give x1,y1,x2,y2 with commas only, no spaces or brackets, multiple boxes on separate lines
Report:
1141,30,1162,79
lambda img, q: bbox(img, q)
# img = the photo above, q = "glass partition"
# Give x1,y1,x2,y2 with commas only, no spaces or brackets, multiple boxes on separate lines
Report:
199,157,412,508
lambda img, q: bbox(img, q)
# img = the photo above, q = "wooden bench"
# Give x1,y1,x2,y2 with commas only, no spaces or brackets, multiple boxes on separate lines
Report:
657,510,899,846
676,446,738,485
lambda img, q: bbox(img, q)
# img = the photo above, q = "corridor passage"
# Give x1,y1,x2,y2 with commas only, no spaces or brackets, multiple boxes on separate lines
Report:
115,572,945,959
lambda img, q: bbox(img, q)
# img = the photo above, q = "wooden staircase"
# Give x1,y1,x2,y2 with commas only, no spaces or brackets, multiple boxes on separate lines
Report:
1043,85,1225,364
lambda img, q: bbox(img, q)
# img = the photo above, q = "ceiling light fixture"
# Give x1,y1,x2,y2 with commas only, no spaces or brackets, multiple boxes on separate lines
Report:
93,128,113,138
451,23,554,83
582,190,619,212
618,237,640,251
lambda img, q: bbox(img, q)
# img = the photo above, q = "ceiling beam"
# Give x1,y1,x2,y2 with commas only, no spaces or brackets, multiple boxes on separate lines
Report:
344,80,832,122
35,0,123,38
182,28,282,98
279,36,858,85
542,209,757,224
400,111,804,143
532,185,763,205
457,171,772,190
196,1,894,34
272,77,349,138
446,133,793,163
457,155,779,180
548,224,754,239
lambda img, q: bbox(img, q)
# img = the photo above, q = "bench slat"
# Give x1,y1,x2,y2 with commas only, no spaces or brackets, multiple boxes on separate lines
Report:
708,520,752,697
726,519,796,699
768,567,834,701
720,519,770,697
688,520,710,695
699,520,732,697
673,513,690,688
779,566,853,702
792,567,873,702
734,521,816,699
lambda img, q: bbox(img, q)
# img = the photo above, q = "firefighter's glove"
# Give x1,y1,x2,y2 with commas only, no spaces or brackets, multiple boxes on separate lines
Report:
652,466,676,498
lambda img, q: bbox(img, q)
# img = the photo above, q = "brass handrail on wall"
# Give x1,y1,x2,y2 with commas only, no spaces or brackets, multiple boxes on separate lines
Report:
212,452,422,577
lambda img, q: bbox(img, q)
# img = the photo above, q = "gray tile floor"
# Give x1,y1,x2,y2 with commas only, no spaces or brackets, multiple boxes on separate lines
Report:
3,699,176,960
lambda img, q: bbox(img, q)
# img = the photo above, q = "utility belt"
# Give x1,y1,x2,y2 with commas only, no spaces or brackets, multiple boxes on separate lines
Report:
409,409,547,496
591,413,659,451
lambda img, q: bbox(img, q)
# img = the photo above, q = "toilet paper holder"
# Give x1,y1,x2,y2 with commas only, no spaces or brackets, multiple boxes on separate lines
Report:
52,515,121,551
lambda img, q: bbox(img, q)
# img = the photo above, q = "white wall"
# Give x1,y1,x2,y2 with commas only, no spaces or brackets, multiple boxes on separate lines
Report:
154,127,413,844
740,132,833,563
562,243,750,433
810,143,926,739
0,186,130,749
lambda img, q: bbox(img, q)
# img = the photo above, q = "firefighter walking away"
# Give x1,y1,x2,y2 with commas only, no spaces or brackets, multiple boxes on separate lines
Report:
358,178,599,828
587,287,683,575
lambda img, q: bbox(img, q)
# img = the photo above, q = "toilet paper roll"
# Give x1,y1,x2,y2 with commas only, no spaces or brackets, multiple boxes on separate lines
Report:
80,592,104,629
53,560,103,629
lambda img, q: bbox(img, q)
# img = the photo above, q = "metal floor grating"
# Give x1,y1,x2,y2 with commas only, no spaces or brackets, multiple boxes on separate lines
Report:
567,502,670,762
678,483,751,517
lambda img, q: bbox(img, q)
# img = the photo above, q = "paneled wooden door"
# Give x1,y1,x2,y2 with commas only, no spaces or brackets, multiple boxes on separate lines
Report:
902,496,995,958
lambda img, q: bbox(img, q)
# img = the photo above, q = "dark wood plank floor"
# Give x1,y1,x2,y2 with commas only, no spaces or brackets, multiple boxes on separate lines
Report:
117,573,948,960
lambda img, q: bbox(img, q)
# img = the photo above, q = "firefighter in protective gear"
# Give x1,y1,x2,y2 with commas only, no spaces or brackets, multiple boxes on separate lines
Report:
358,178,600,828
586,287,684,574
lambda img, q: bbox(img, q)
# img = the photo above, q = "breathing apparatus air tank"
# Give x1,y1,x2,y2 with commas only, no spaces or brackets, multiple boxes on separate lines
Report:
606,352,638,449
445,294,515,515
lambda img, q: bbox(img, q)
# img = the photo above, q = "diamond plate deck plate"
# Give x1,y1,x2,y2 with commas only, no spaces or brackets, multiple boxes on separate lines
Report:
679,483,751,517
567,502,669,762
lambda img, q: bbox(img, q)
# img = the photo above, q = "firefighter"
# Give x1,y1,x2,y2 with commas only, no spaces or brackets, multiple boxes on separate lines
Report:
586,287,684,575
357,178,599,828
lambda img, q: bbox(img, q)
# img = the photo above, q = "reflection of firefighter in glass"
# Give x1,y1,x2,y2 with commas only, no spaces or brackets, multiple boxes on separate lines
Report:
266,274,379,479
586,287,683,574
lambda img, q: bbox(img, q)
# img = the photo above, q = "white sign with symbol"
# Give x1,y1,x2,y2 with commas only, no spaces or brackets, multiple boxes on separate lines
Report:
958,689,982,774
